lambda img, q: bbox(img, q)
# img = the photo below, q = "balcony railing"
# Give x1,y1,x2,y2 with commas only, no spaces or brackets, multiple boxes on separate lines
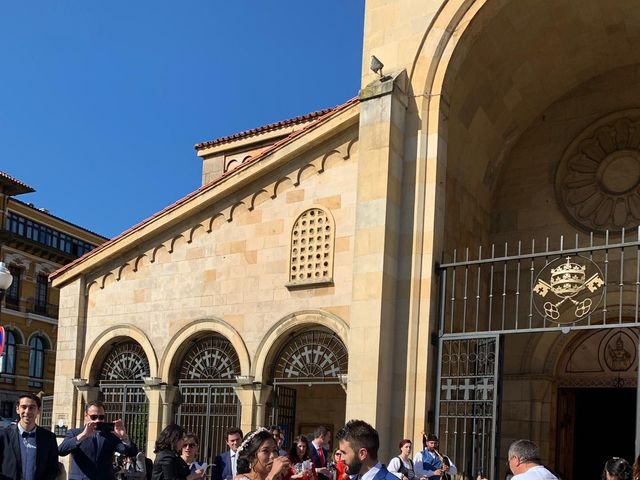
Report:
3,297,58,319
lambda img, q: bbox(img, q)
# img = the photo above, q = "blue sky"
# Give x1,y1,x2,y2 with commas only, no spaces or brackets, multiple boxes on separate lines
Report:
0,2,365,238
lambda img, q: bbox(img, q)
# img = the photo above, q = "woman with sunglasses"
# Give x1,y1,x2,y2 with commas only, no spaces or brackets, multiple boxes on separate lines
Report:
329,449,348,480
152,424,204,480
181,433,202,474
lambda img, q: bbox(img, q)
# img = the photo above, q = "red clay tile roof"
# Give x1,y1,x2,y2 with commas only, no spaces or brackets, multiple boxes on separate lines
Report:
0,171,35,196
51,97,359,282
194,107,336,150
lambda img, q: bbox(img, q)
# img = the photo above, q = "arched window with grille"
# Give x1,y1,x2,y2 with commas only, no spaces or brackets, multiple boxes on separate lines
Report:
98,341,150,453
176,333,241,468
288,207,335,287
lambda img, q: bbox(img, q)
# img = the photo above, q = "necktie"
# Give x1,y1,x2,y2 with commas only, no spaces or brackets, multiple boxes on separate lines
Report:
22,431,36,438
318,448,325,467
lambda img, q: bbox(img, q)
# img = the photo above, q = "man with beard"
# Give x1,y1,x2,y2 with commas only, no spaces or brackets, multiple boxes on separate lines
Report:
336,420,398,480
413,434,456,480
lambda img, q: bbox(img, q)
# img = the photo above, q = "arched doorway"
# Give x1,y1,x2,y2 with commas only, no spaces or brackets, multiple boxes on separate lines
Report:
268,328,347,448
98,341,150,453
555,328,638,479
175,333,241,465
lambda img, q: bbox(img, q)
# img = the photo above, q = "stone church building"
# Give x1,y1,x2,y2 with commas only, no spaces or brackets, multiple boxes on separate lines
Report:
51,1,640,478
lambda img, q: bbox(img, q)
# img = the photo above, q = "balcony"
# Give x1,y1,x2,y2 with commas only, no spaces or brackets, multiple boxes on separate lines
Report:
3,297,58,320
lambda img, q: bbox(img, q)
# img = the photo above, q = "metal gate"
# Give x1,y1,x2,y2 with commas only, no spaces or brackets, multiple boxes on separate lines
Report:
176,385,240,466
175,334,242,466
100,383,149,453
98,341,150,453
268,385,297,448
436,229,640,478
435,336,501,480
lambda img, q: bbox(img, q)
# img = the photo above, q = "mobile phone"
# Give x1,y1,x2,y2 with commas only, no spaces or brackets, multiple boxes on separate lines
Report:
96,422,115,432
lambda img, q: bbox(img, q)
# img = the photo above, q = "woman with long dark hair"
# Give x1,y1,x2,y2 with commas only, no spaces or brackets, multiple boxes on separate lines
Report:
236,428,291,480
284,435,316,480
152,424,204,480
603,458,632,480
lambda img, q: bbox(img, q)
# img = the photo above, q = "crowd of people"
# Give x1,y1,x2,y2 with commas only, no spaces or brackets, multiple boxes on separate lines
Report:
0,393,639,480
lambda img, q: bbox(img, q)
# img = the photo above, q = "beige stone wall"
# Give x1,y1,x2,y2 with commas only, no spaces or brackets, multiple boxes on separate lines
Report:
492,63,640,243
83,133,357,366
52,127,358,454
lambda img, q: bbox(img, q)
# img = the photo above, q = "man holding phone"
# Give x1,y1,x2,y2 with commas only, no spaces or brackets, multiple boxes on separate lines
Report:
59,400,138,480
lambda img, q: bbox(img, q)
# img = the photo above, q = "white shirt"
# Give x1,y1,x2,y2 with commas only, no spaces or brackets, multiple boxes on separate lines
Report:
512,466,558,480
387,457,415,479
413,451,457,478
361,463,383,480
231,450,237,476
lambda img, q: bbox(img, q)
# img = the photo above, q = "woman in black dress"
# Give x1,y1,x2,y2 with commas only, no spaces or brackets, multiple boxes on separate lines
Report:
152,424,204,480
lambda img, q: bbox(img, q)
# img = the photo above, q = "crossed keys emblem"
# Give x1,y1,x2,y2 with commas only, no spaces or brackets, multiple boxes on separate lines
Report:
533,256,604,321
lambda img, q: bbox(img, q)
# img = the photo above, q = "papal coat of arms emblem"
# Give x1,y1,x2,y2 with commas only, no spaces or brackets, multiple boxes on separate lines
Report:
533,256,604,324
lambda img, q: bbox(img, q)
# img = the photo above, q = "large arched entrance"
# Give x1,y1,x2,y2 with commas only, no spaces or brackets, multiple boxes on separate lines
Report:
267,328,348,448
435,233,640,480
174,333,242,466
98,340,150,453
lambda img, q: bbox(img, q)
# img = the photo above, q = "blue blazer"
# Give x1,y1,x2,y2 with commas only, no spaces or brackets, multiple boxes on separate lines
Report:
309,445,330,480
420,450,443,479
309,444,329,468
0,424,59,480
58,427,138,480
212,450,232,480
373,467,402,480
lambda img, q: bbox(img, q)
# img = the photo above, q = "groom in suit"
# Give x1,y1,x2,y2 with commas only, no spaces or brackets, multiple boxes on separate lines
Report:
336,420,398,480
213,427,243,480
0,393,59,480
310,426,332,480
59,400,138,480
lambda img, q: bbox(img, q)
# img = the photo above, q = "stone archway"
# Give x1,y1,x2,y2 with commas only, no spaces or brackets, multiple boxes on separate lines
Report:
254,312,348,449
97,340,151,453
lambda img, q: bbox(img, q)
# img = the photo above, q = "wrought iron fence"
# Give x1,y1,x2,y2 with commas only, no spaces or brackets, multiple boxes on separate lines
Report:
176,384,241,471
100,383,149,453
438,229,640,335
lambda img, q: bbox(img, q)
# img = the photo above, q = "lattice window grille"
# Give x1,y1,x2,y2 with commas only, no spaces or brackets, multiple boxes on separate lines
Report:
273,330,348,383
179,334,241,384
288,208,334,286
99,342,150,383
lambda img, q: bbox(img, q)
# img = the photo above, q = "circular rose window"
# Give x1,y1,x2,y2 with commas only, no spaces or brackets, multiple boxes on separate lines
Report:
556,111,640,233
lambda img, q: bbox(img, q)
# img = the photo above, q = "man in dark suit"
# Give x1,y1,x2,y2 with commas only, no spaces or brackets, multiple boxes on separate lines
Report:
309,426,332,480
58,400,138,480
0,393,59,480
213,427,243,480
336,420,398,480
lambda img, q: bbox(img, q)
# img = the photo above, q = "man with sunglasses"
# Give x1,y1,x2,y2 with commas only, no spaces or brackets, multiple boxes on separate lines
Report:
59,400,138,480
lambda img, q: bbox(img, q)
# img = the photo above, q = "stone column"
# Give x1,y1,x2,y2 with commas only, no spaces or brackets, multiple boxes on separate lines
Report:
233,381,273,432
347,69,408,456
142,379,178,458
52,277,88,431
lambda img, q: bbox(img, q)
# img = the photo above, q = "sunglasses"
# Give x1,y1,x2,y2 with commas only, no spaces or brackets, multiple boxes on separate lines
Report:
183,443,198,448
89,415,106,421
